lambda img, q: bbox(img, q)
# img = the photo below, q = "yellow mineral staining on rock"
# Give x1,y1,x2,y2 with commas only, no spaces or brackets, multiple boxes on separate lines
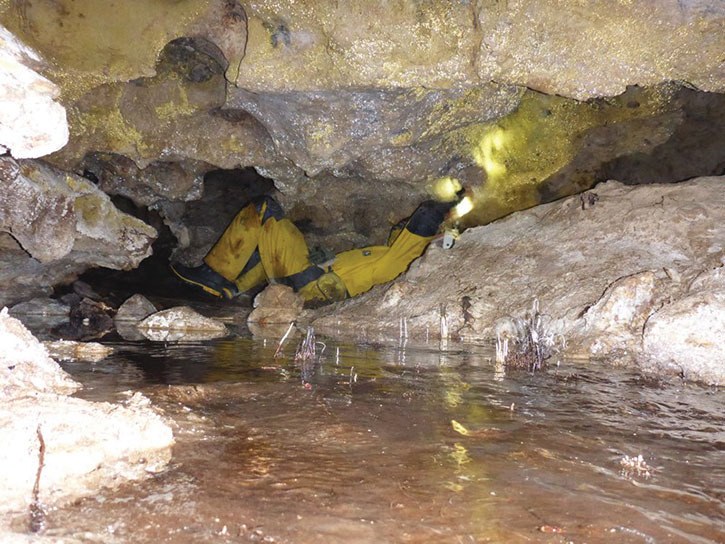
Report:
0,0,211,100
459,85,678,225
239,0,478,91
74,194,103,227
63,88,150,165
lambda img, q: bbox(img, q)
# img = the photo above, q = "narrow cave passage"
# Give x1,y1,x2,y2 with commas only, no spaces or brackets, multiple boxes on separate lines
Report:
1,3,724,542
75,167,277,309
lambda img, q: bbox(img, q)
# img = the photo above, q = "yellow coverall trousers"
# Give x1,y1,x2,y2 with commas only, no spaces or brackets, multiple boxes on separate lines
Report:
204,198,434,303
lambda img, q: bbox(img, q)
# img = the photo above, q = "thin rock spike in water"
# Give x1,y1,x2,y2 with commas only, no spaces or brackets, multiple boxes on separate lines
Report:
29,425,46,533
274,321,296,358
495,332,509,364
294,327,316,362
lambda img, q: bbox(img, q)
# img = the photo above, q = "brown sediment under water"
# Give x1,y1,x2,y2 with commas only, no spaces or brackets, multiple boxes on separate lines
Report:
27,334,725,543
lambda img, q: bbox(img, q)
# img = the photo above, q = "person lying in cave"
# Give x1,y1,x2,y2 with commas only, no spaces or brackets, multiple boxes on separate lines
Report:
170,190,467,305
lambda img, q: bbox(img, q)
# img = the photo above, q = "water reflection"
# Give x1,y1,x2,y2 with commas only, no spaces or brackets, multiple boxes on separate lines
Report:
43,335,725,543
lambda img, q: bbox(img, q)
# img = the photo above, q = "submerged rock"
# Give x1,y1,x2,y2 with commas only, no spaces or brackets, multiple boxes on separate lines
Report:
51,298,115,342
311,176,725,384
43,340,114,363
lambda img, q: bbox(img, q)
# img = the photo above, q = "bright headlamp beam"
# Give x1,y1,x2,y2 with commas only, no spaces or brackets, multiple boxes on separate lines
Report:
452,196,474,219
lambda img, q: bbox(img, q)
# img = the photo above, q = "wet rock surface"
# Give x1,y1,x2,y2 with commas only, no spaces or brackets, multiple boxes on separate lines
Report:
114,294,158,324
137,306,229,342
248,284,303,326
43,340,114,363
0,156,157,307
640,266,725,384
0,3,723,387
311,176,725,384
0,309,174,536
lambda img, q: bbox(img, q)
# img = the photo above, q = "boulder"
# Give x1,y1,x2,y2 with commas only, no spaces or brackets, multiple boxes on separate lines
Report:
0,308,79,398
248,284,304,325
115,294,158,324
640,266,725,384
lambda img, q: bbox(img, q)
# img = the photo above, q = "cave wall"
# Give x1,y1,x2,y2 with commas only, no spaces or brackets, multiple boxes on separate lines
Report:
0,1,724,304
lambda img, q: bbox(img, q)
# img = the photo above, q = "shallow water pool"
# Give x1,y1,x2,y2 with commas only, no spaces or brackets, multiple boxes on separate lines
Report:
24,333,725,543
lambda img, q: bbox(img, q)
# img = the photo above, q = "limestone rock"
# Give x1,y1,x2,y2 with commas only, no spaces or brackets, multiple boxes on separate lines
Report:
0,1,248,100
311,176,725,384
0,308,79,398
0,393,173,513
0,156,157,307
8,297,70,318
248,284,304,326
0,26,68,158
0,308,174,516
640,266,725,385
137,306,228,342
115,294,158,324
43,340,114,363
236,1,724,99
475,0,725,99
577,271,660,356
226,84,522,177
81,153,205,208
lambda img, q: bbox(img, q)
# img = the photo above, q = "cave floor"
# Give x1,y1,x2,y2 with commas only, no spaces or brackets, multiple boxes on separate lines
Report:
11,330,724,543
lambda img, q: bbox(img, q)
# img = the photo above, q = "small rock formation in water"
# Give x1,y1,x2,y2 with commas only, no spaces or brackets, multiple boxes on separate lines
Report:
51,296,116,341
137,305,228,342
0,308,174,532
115,293,158,324
249,284,303,325
43,339,114,363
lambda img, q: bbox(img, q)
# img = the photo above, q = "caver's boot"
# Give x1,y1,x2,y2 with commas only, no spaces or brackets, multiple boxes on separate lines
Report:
170,262,239,300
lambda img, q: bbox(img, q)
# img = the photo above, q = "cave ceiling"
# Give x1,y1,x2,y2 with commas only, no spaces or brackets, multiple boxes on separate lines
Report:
0,0,724,291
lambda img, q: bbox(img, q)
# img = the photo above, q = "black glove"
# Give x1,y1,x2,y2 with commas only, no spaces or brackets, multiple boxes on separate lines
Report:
406,198,459,237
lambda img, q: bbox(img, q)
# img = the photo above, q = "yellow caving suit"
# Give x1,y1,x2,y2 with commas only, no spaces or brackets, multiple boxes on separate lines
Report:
204,197,436,303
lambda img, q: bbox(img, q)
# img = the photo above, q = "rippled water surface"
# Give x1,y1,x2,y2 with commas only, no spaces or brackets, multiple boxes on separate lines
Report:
30,333,725,543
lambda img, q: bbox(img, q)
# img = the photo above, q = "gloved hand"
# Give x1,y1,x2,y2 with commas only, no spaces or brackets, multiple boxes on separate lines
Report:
407,190,467,237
